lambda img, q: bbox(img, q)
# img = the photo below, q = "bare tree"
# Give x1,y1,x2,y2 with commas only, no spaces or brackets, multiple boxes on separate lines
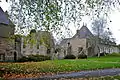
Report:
91,17,108,57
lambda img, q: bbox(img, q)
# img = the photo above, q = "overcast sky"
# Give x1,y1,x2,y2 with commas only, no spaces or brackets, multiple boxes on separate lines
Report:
0,0,120,44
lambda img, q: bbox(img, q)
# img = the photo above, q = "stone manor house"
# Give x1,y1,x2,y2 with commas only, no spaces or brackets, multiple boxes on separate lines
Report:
0,7,119,61
59,25,119,58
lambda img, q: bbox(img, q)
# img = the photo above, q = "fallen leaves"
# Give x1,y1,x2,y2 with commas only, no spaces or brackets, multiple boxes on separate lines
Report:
3,72,56,79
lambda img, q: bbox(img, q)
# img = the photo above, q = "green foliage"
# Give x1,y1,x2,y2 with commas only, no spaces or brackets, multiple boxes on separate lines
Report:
22,31,53,49
9,0,120,41
17,54,50,62
0,68,7,78
23,33,37,48
9,0,61,34
64,55,76,59
107,53,120,57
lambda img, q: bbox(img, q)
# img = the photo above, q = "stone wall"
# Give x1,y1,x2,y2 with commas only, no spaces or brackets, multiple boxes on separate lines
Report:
70,38,87,56
99,44,119,53
22,44,48,56
0,24,14,37
59,38,87,58
0,37,16,61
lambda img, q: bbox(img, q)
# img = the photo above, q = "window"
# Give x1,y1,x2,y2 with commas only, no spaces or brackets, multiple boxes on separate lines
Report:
37,44,39,49
47,49,51,54
78,47,83,53
23,44,26,48
0,55,1,60
68,42,70,46
37,51,39,53
23,51,26,53
30,51,33,54
0,55,3,61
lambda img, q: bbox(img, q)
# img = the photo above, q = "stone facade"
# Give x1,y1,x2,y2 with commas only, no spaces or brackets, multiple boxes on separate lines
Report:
0,6,55,61
20,31,55,57
0,7,17,61
59,25,119,58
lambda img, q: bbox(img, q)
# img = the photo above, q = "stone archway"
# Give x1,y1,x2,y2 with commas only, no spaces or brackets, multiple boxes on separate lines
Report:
0,49,6,61
7,50,18,61
14,51,17,61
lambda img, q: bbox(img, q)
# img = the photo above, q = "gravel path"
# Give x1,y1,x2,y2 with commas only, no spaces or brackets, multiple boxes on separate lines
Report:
14,68,120,80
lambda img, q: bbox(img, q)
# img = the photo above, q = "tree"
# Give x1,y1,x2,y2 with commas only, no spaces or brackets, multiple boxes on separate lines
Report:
92,17,107,37
8,0,61,35
91,17,115,56
91,17,114,44
91,17,108,57
7,0,120,39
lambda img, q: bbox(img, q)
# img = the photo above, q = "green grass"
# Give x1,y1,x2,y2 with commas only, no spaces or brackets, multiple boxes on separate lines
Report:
0,55,120,74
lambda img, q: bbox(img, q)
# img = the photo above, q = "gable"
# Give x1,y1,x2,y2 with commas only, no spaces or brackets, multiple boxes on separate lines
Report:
73,25,94,39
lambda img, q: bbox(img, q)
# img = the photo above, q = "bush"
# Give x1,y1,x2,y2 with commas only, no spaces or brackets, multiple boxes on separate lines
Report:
64,54,76,59
95,52,108,57
17,56,28,62
17,54,50,62
107,53,120,57
78,54,87,59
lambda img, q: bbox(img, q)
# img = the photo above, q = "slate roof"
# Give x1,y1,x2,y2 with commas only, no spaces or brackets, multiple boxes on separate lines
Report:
0,7,9,25
60,25,93,45
73,25,94,39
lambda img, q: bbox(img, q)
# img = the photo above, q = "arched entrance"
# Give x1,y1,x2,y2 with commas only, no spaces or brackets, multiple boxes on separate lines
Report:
0,49,6,61
14,51,17,61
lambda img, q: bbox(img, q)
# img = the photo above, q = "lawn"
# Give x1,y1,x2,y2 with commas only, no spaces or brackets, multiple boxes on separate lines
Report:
0,55,120,79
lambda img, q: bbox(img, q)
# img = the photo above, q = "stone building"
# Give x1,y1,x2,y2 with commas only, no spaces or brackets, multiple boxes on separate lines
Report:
0,7,55,61
20,30,55,57
60,25,119,58
0,7,17,61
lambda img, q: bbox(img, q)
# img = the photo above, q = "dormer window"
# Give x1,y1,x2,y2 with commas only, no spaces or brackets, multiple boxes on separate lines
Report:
67,42,70,46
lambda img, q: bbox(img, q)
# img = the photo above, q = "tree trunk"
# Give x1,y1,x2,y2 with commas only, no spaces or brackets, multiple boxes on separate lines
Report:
97,45,100,57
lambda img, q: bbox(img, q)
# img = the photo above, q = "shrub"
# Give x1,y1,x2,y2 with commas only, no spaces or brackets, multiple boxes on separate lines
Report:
64,54,76,59
0,68,7,77
95,52,108,57
17,56,28,62
78,54,87,59
107,53,120,57
17,54,50,62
